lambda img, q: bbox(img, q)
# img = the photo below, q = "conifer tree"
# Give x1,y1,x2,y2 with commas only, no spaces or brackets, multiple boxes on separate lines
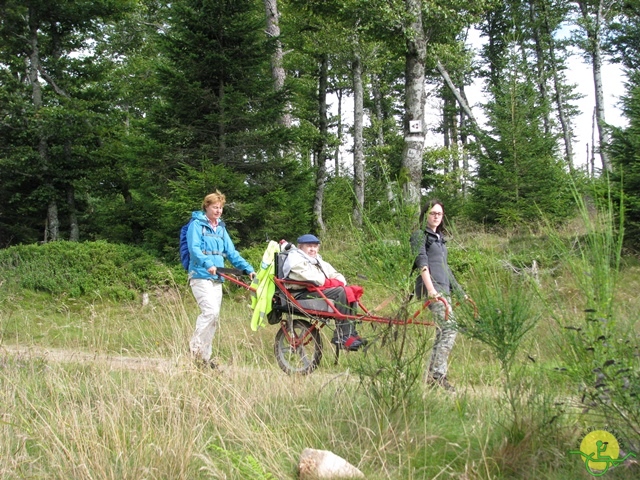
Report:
470,45,573,225
0,0,133,245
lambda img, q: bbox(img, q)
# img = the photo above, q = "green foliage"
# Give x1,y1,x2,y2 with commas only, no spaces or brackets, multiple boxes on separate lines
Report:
421,146,470,217
499,231,564,274
455,263,559,449
0,241,176,300
609,70,640,251
345,194,432,415
457,269,540,369
206,444,276,480
355,323,431,416
0,0,137,245
544,185,640,446
4,221,640,478
323,175,356,225
469,34,574,226
152,0,287,164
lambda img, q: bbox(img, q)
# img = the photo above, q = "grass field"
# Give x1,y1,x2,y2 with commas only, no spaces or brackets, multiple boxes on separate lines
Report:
1,221,639,479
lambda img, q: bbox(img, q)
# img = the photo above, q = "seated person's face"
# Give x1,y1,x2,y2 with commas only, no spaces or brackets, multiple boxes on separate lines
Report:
299,243,319,257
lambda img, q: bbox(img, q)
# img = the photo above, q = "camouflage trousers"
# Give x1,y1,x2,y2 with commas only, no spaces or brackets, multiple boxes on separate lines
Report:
427,297,457,378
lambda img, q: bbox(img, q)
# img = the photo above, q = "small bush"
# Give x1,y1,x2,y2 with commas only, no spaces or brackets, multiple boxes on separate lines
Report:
0,241,177,300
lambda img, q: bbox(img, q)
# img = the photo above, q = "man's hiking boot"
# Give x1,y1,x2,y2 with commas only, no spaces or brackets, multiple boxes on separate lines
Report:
426,374,456,393
332,335,365,351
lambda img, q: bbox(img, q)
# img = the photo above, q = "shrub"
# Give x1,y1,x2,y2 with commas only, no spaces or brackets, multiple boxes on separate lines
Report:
0,241,177,300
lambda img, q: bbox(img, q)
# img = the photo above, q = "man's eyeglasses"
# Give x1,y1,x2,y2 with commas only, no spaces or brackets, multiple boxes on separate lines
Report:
429,211,443,217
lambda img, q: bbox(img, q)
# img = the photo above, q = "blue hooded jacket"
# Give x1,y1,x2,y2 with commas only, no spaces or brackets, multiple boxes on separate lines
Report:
186,210,254,280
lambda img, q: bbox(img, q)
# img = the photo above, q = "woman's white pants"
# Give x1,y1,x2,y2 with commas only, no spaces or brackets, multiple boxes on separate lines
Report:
189,278,223,362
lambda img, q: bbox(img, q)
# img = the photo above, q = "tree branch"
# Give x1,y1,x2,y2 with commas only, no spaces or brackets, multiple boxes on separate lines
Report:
435,59,478,129
37,66,69,98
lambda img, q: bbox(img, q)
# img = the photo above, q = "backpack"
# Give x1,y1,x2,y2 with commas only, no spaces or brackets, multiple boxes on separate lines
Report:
179,219,194,270
179,218,224,270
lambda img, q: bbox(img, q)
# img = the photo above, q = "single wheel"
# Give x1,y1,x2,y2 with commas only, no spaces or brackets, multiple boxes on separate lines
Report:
274,319,323,375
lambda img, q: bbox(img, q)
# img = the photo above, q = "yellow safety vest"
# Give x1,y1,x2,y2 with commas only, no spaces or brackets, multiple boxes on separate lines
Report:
250,240,281,331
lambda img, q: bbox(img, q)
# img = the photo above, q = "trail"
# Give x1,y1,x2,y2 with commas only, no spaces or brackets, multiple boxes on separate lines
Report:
1,343,506,399
1,344,176,372
0,344,305,379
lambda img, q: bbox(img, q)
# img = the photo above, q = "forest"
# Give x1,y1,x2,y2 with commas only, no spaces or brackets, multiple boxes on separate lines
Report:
1,0,640,254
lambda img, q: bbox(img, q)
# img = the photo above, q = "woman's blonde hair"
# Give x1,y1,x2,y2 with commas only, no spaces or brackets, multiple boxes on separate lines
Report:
202,190,226,210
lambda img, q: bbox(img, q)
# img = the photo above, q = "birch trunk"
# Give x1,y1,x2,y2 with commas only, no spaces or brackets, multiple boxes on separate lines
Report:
577,0,612,172
264,0,291,127
352,53,364,227
401,0,427,205
313,55,329,233
539,0,575,170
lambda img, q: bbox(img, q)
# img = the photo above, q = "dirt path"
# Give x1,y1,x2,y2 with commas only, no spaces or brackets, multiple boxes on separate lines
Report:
0,344,508,400
1,344,176,372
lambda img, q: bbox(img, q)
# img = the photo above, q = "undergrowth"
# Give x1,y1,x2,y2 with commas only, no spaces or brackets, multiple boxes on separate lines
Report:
0,200,639,478
0,241,180,300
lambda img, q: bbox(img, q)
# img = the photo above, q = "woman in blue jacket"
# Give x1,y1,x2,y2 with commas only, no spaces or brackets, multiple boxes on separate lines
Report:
414,199,466,392
187,191,255,368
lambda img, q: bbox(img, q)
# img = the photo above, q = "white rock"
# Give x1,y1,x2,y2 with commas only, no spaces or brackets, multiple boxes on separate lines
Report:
298,448,365,479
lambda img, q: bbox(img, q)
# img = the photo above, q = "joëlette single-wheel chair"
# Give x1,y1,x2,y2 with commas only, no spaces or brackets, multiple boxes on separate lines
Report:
218,241,455,375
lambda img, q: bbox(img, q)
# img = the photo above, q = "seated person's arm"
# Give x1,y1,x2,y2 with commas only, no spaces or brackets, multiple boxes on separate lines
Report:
320,260,346,285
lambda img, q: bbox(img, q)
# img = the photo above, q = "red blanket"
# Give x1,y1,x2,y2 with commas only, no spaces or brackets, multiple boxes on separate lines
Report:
309,278,364,303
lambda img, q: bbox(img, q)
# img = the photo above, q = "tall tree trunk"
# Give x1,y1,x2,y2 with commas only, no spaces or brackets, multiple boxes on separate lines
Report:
551,63,575,172
443,95,452,149
591,12,611,172
591,107,597,175
352,53,364,227
371,74,387,182
538,0,575,171
335,88,343,175
530,3,551,136
28,6,58,241
67,185,79,241
577,0,612,172
459,97,470,197
313,55,329,233
218,78,226,159
264,0,291,127
46,200,59,242
436,60,480,134
401,0,427,205
372,74,385,147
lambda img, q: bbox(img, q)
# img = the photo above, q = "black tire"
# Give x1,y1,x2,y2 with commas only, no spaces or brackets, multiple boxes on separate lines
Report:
274,319,323,375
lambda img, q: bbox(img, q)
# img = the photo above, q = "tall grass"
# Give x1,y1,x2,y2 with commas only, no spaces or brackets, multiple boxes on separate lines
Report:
456,266,543,440
543,186,640,452
1,213,639,477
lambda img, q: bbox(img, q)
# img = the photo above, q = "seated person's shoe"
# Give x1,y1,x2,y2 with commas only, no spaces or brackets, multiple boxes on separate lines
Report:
332,335,364,351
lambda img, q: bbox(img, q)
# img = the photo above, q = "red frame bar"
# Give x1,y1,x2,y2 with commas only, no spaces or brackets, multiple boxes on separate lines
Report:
218,272,446,326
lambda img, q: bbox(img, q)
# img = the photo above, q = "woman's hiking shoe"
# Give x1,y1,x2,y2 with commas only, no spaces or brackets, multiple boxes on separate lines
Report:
426,375,456,393
194,358,218,370
332,335,366,351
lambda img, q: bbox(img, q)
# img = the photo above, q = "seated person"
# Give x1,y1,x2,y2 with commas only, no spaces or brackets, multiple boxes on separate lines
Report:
283,234,364,351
